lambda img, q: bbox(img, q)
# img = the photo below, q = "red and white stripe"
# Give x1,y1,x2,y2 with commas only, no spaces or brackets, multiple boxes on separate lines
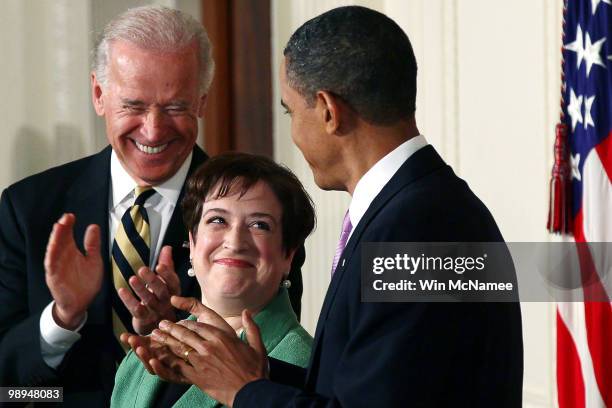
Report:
557,132,612,408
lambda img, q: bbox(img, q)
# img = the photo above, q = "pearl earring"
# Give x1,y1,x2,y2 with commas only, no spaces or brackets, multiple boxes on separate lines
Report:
281,278,291,289
187,257,195,277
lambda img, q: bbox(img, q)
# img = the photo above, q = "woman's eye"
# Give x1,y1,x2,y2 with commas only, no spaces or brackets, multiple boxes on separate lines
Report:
206,216,225,225
250,221,271,231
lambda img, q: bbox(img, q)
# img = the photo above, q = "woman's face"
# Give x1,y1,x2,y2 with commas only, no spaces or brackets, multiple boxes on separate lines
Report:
189,180,293,313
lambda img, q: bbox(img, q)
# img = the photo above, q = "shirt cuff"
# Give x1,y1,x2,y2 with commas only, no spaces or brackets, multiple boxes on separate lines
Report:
39,301,87,369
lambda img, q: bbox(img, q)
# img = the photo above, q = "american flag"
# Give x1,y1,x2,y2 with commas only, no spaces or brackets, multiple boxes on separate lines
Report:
551,0,612,407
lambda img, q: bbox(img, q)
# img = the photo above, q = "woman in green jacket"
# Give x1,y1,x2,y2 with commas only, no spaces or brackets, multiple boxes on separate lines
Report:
111,153,316,407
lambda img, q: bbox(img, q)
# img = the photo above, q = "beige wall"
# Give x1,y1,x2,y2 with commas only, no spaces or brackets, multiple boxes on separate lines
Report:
272,1,562,406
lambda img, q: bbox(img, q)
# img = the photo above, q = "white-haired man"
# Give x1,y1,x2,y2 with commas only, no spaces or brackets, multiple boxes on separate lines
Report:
0,6,303,406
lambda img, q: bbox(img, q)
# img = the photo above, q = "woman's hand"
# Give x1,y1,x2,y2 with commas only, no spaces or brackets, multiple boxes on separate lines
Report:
152,309,268,407
118,246,181,335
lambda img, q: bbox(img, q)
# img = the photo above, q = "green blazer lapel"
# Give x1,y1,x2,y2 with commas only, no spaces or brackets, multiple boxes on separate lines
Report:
240,289,298,353
173,385,220,408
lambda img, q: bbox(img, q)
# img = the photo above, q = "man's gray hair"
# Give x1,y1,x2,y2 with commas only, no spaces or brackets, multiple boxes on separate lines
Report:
92,5,214,93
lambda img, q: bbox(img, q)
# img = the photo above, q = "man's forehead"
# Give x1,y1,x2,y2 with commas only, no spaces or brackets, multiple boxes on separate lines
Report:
104,40,201,98
106,40,200,75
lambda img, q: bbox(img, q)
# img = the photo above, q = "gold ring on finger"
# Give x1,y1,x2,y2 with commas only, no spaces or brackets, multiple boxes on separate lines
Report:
183,347,194,362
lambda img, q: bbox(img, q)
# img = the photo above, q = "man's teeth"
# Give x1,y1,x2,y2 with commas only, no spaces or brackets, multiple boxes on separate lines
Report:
135,142,168,154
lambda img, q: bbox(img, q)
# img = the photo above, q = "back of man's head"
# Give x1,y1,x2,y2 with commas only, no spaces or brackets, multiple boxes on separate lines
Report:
283,6,417,126
93,5,214,93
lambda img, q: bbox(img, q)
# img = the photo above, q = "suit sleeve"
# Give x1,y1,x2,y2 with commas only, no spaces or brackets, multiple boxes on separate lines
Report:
268,357,307,387
0,189,59,385
235,302,469,407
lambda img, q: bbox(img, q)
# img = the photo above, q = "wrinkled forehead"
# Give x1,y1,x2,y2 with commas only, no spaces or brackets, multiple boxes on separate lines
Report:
107,40,201,87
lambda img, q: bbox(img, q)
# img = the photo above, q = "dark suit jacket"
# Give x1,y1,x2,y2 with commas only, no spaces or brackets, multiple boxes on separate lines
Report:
0,145,304,407
235,145,524,407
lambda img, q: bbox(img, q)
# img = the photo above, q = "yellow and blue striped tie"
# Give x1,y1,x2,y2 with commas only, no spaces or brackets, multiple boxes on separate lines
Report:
111,186,155,355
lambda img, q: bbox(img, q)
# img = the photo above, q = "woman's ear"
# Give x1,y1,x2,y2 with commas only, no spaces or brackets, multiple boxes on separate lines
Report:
189,231,195,253
283,248,297,277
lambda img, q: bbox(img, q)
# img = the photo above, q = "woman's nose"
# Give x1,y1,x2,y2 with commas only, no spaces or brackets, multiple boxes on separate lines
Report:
222,225,249,252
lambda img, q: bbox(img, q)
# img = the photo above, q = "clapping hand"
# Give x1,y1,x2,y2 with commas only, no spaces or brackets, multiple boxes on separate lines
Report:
118,245,181,335
123,296,268,407
44,213,103,330
120,296,237,382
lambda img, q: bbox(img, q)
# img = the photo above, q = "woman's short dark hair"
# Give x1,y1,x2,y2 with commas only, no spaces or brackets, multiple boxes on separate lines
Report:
182,153,316,255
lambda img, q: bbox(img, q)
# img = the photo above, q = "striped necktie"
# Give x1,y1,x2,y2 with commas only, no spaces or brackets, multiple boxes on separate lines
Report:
111,186,155,355
331,210,353,276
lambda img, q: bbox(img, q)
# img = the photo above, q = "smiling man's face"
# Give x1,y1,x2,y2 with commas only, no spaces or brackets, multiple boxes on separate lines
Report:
91,40,206,185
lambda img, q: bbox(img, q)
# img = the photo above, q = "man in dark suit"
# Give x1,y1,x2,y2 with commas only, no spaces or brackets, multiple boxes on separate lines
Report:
145,6,524,407
0,6,304,406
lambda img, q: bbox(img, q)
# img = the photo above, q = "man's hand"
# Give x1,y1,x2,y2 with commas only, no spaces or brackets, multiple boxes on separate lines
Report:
44,213,103,330
118,246,181,335
152,309,268,407
170,295,235,335
120,332,191,384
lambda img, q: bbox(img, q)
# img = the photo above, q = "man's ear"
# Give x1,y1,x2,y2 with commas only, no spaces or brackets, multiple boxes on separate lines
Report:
315,90,341,135
91,72,105,116
197,94,208,117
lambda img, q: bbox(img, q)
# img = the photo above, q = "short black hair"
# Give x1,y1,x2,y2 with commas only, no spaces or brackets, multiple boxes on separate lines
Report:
182,153,316,256
283,6,417,125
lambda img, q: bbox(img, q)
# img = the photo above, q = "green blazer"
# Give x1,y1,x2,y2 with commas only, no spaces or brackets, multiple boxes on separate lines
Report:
111,289,312,408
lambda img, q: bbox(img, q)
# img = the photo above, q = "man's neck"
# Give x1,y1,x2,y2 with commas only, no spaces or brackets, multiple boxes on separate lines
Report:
342,120,420,195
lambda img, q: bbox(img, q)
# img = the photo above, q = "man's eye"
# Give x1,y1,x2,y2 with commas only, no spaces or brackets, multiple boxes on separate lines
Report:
206,216,225,225
166,107,188,115
123,105,146,113
250,221,271,231
283,108,291,115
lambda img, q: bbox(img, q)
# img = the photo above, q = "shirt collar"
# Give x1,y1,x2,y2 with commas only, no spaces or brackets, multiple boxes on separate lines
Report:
110,150,193,209
349,135,428,229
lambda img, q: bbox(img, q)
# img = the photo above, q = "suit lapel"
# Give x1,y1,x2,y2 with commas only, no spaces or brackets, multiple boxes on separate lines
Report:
306,145,447,384
64,146,113,325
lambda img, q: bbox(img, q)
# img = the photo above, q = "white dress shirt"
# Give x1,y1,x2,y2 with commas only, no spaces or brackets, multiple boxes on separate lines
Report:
348,135,427,241
40,151,192,368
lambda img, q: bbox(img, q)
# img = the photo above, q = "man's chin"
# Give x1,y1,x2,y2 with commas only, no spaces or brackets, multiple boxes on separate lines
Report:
313,174,343,192
129,164,177,186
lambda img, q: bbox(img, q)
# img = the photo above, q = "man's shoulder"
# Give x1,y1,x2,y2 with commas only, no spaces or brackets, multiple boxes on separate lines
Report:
5,147,111,197
366,156,503,242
